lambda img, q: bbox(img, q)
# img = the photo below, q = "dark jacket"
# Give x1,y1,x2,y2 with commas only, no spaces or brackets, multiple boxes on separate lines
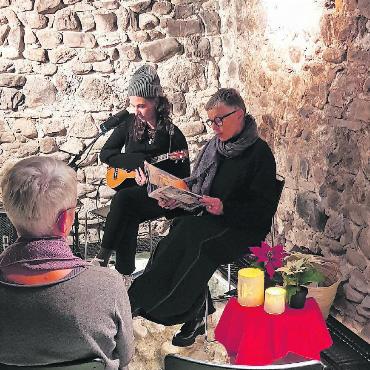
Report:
100,113,190,179
129,137,278,325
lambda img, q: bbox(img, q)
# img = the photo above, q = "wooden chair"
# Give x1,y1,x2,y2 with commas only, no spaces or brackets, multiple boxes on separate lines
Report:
164,355,324,370
0,358,104,370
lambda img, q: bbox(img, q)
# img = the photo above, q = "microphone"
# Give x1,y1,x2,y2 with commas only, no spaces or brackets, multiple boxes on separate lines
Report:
100,109,129,134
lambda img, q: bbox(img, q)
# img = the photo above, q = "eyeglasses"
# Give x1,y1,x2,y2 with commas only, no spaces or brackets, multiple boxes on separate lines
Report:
204,110,239,127
56,205,76,224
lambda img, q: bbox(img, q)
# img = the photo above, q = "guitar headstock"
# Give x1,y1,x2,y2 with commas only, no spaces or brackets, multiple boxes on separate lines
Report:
168,150,189,161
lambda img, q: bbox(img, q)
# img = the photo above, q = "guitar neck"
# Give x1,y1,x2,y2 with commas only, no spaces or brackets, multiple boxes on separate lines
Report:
151,153,169,164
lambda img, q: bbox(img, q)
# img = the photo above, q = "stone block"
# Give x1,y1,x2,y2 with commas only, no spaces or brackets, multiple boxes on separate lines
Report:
179,121,205,137
148,29,165,40
24,76,57,108
40,137,58,154
331,118,363,131
127,30,148,42
346,247,368,271
296,191,328,231
116,7,130,30
77,11,95,32
11,0,33,11
93,0,120,9
348,47,370,66
79,49,107,63
54,8,81,31
36,29,62,49
63,0,81,4
0,73,26,87
72,61,92,75
347,98,370,123
93,60,114,73
63,31,96,48
152,1,172,15
18,12,48,29
139,13,159,30
343,282,365,303
23,48,47,62
48,46,76,63
165,18,203,37
43,119,66,136
185,35,210,60
358,0,370,18
0,24,9,45
96,32,124,47
0,87,24,110
200,10,220,36
24,28,37,44
60,137,84,155
139,37,181,62
34,63,58,76
8,26,24,51
117,44,138,61
35,0,63,14
358,227,370,259
322,47,346,63
94,12,117,32
349,269,370,294
69,114,99,138
12,118,37,139
18,140,40,158
324,214,345,240
174,4,194,19
0,0,10,7
126,0,152,13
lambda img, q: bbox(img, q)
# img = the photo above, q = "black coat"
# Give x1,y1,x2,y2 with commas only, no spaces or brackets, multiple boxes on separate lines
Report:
128,138,278,325
100,113,190,180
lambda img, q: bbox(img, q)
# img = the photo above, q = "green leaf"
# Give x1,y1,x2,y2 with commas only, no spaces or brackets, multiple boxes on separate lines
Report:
300,268,325,285
286,285,299,303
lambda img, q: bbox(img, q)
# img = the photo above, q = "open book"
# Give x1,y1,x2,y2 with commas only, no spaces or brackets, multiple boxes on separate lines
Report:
144,162,202,211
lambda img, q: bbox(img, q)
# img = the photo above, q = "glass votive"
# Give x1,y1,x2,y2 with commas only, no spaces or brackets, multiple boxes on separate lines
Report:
264,287,286,314
237,268,264,307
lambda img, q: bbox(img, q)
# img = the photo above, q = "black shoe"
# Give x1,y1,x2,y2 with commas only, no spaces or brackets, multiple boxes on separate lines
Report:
172,317,205,347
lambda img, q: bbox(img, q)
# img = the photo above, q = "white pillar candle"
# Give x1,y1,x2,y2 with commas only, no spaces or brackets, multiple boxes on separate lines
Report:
237,268,264,307
264,287,286,314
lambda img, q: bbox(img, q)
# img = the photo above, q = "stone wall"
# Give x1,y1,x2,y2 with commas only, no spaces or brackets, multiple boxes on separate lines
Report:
217,0,369,340
0,0,369,341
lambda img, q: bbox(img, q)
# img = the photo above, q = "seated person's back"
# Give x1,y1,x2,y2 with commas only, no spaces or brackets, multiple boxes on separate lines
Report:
0,156,134,370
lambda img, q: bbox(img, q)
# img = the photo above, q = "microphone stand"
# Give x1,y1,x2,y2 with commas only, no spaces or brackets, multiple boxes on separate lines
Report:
68,132,105,257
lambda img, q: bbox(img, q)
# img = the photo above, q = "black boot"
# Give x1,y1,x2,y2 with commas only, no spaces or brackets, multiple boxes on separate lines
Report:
171,295,215,347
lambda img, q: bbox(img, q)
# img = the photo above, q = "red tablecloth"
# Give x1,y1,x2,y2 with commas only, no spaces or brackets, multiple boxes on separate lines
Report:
214,297,332,365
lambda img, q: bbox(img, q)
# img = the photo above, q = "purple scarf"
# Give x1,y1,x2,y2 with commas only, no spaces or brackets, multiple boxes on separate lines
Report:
0,237,88,275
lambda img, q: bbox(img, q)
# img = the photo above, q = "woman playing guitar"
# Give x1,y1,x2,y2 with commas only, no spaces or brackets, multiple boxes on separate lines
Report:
93,65,190,285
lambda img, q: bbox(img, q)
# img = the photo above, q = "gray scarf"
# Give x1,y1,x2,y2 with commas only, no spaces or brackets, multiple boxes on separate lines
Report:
185,115,259,195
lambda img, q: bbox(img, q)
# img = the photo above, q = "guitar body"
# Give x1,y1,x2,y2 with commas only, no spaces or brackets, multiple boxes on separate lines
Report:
106,167,136,189
105,150,188,189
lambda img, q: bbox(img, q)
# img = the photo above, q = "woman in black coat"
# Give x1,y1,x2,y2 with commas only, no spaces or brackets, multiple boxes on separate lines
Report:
128,88,278,347
93,65,190,284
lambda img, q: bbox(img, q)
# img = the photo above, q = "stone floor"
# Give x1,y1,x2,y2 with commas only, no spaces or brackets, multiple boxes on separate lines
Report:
128,256,232,370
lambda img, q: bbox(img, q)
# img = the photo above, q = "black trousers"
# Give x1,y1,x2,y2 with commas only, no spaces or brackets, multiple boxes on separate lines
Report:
101,185,166,275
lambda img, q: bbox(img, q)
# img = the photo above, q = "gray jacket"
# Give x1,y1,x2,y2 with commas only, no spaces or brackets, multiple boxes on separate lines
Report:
0,266,134,370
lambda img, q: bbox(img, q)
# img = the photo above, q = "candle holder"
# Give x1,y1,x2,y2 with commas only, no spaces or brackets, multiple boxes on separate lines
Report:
237,268,264,307
264,287,286,314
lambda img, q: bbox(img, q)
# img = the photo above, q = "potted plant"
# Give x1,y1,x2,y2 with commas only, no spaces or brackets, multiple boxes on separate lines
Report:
276,252,325,308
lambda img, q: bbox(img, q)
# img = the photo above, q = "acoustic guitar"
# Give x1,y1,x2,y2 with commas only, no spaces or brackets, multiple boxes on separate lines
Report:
106,150,188,189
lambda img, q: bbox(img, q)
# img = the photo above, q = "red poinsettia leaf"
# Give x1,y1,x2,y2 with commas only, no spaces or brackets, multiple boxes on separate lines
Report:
265,262,276,279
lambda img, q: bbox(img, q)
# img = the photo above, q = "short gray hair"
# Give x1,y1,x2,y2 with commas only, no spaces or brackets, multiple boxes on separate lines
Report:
1,156,77,237
205,88,246,113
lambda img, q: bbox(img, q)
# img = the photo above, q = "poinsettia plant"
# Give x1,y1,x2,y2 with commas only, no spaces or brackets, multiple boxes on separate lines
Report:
249,241,286,279
276,252,325,302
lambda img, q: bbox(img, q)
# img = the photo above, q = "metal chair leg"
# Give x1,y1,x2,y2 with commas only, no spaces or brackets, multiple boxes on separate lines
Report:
148,220,153,254
227,263,231,292
204,289,209,342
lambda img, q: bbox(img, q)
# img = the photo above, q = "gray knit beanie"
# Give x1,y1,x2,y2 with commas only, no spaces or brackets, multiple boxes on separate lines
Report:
127,65,162,98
